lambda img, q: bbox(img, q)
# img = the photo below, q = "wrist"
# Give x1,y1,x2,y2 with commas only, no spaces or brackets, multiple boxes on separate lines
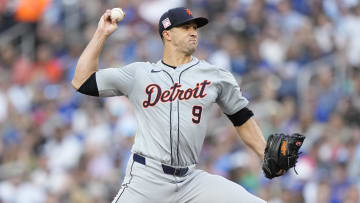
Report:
93,29,109,41
258,151,264,160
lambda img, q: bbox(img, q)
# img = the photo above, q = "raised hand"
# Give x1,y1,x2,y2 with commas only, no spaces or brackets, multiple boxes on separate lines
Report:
97,9,123,37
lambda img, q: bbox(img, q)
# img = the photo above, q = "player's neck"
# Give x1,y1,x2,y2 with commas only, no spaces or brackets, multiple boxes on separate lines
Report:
162,51,192,68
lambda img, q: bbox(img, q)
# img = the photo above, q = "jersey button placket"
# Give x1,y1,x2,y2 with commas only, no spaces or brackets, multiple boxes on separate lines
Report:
172,76,179,131
172,73,179,124
172,74,180,164
172,113,178,131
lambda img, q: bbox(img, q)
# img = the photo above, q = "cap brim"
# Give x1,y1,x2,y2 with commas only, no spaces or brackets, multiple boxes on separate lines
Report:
173,17,209,29
192,17,209,28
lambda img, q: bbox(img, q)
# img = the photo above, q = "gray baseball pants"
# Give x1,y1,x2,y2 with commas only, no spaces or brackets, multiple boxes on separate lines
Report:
112,153,266,203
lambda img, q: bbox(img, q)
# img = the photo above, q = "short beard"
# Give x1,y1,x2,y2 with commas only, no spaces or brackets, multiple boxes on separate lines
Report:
173,40,197,56
184,45,196,56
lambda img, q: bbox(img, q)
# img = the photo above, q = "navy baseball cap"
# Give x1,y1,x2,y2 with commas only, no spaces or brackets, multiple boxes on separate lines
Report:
158,7,208,37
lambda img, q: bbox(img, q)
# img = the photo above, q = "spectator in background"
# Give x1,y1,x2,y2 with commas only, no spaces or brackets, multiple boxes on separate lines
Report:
15,0,51,23
0,0,360,202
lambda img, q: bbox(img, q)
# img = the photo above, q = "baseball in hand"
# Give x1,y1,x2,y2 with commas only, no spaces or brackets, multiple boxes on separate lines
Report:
110,8,125,22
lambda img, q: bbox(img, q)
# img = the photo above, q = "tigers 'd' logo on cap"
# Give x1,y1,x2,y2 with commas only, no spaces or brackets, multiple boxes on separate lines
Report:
162,18,171,29
185,8,192,16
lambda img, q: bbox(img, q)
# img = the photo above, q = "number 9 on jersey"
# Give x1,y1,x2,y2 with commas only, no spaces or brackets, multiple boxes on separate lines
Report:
192,106,202,124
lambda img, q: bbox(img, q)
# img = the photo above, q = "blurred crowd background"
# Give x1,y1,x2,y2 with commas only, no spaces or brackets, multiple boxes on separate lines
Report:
1,0,360,202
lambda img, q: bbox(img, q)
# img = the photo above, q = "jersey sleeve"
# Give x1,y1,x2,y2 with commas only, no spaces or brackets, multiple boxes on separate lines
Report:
216,68,249,115
95,62,140,97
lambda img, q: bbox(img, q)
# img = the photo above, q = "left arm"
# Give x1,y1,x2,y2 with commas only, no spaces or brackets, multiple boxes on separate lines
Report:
235,117,266,160
215,68,266,159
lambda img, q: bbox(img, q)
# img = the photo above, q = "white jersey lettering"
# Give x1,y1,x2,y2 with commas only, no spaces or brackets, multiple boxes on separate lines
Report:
143,80,211,107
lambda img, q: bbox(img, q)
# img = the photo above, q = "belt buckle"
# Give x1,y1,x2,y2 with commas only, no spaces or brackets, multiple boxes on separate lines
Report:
173,168,180,176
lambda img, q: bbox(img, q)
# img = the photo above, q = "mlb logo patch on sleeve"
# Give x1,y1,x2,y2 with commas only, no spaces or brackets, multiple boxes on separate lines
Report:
162,18,171,29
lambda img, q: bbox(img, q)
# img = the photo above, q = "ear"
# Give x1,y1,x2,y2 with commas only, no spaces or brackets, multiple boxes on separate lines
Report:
162,30,171,41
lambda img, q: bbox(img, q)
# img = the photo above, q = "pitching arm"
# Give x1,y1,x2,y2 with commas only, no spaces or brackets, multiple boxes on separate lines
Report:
72,10,119,90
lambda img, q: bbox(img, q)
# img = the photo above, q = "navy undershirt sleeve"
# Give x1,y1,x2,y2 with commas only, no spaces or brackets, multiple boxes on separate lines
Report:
226,107,254,126
78,73,99,96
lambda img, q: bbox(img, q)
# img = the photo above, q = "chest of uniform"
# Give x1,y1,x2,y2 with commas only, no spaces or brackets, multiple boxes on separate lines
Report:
137,69,217,108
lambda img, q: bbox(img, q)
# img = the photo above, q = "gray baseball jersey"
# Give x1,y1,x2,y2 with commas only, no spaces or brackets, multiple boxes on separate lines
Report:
95,57,266,203
96,57,249,167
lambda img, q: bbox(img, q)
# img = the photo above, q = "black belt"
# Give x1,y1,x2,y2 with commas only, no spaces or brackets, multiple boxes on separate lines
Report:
133,154,188,177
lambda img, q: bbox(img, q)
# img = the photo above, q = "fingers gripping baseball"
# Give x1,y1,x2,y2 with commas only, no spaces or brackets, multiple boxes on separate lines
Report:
97,8,125,37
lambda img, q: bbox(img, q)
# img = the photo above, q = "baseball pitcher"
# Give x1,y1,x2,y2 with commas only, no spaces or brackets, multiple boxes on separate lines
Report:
72,7,304,203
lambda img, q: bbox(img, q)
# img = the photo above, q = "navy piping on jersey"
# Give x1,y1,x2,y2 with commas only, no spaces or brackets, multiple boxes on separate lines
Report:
177,61,200,166
114,159,135,203
159,69,175,165
177,99,180,165
161,60,176,69
162,60,200,166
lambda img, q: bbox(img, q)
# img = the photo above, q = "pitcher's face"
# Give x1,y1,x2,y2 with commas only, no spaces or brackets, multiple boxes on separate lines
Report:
165,22,198,55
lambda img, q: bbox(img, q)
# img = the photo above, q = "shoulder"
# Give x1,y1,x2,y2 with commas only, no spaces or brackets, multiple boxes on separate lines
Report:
198,60,227,70
198,60,230,75
198,60,216,69
123,61,151,68
130,61,162,70
109,62,152,73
